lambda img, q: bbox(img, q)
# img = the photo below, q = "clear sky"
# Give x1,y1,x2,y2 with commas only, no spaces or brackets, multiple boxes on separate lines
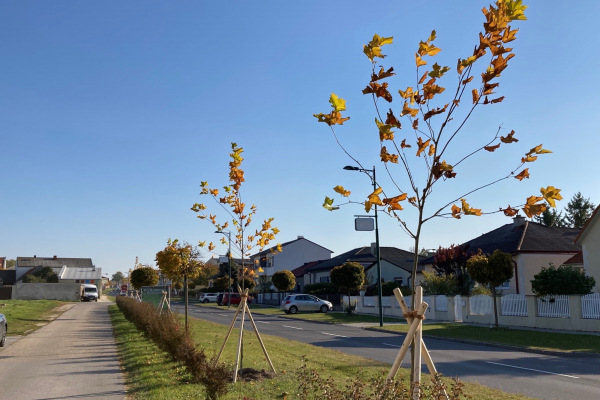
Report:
2,1,598,278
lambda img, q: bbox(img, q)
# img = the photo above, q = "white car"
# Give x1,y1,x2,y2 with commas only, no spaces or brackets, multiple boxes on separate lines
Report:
198,293,219,303
281,294,332,314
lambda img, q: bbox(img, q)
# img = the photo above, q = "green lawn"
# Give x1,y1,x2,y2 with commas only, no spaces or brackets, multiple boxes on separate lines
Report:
0,299,67,335
110,305,535,400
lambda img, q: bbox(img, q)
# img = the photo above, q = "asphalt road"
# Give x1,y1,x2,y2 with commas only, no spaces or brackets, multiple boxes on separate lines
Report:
174,303,600,400
0,300,126,400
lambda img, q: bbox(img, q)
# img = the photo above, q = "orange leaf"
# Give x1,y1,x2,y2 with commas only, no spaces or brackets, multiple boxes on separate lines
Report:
380,147,399,163
371,66,395,82
362,82,393,102
416,137,431,157
451,204,461,219
401,102,419,118
501,206,519,217
412,119,419,130
484,143,501,152
333,185,351,197
400,139,411,149
500,130,518,143
472,89,479,104
521,155,537,163
514,168,529,181
428,143,435,156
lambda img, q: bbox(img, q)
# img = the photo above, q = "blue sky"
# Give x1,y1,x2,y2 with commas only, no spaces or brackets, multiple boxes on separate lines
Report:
2,1,598,278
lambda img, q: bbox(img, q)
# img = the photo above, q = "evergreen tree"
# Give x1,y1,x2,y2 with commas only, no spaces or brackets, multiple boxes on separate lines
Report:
533,208,566,227
564,192,595,228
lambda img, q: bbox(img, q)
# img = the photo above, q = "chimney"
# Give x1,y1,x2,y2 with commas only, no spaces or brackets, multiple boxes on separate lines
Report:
53,255,57,259
513,215,526,226
297,235,304,239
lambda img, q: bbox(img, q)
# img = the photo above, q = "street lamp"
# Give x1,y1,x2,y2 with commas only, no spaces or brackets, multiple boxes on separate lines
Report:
215,230,232,307
344,165,383,327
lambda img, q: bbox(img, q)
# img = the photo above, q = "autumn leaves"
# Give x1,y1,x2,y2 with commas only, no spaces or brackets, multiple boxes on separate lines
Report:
314,0,560,223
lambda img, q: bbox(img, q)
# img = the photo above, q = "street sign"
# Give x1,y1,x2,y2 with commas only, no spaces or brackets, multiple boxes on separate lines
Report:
355,217,375,231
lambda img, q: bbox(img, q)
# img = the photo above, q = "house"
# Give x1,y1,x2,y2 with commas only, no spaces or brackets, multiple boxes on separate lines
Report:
58,266,103,294
298,244,421,289
418,216,581,295
575,205,600,290
251,236,333,286
16,256,95,281
0,269,16,300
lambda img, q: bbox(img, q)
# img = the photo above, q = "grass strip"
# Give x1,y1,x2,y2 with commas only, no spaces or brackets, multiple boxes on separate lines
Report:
379,323,600,353
110,305,534,400
0,299,66,335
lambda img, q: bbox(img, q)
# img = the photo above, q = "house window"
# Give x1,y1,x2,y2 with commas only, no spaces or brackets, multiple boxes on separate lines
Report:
394,277,403,285
319,276,330,283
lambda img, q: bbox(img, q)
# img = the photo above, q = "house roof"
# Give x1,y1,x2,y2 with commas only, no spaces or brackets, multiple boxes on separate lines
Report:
290,260,324,278
421,219,581,264
17,256,94,269
59,267,102,280
564,252,583,265
304,246,422,275
575,204,600,244
251,237,333,258
0,269,16,285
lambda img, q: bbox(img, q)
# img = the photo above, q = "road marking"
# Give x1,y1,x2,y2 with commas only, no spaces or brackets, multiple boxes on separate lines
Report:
218,314,229,317
382,343,401,348
486,362,580,379
255,321,270,324
321,332,348,338
282,325,303,330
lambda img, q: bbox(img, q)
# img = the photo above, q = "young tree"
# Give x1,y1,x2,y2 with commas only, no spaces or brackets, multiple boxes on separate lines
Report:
314,0,559,388
191,143,281,291
432,244,473,295
531,263,596,296
466,249,513,328
330,261,365,313
564,192,595,228
272,270,296,292
213,275,232,292
130,267,159,291
192,263,219,288
155,239,203,331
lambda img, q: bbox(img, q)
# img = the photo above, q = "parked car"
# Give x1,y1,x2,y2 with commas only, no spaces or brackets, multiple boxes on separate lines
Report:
0,313,7,347
198,292,219,303
281,294,332,314
219,293,253,306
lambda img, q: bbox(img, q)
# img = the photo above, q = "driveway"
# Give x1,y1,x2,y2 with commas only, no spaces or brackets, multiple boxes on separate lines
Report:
0,299,126,400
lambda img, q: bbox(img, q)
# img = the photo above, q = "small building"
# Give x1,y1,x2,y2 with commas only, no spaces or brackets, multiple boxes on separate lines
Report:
16,256,94,281
58,266,103,294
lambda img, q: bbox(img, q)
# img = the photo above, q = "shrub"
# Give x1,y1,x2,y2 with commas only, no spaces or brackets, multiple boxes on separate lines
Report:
304,282,334,295
272,270,296,292
297,356,468,400
115,296,229,399
531,264,596,296
421,271,458,296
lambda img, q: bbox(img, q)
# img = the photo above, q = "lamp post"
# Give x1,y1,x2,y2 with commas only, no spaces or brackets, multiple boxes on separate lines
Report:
344,165,383,327
215,230,232,307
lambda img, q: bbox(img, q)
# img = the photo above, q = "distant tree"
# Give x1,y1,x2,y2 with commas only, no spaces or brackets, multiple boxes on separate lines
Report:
304,282,334,295
272,270,296,292
533,208,566,227
564,192,595,228
433,244,473,295
257,275,272,293
420,271,458,296
5,259,15,269
330,262,365,311
111,271,125,285
155,239,204,331
214,276,232,292
192,263,219,287
531,263,596,296
467,249,514,328
130,267,159,291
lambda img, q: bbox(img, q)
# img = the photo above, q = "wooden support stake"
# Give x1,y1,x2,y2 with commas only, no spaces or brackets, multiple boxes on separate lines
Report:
215,300,243,363
412,287,423,400
233,288,249,383
387,300,428,380
246,302,276,373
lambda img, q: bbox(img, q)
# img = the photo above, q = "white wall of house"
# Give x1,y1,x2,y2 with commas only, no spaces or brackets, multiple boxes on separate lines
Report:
256,237,331,278
514,253,579,295
580,221,600,291
365,260,411,286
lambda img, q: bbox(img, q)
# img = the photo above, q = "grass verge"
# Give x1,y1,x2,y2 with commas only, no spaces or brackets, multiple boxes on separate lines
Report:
0,299,67,335
110,304,535,400
378,323,600,353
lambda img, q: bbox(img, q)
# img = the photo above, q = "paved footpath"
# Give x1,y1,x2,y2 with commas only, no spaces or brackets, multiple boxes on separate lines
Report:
0,300,126,400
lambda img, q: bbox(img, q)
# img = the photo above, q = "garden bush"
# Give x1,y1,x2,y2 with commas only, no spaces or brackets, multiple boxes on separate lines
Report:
116,296,229,399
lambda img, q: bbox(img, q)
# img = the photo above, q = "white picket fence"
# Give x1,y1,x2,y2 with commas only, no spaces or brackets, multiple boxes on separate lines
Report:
582,293,600,319
537,295,570,318
501,294,528,316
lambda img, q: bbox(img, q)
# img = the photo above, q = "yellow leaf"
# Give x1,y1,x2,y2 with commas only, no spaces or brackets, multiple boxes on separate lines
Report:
383,193,407,211
329,93,346,112
322,196,339,211
380,146,399,163
451,204,461,219
401,102,419,118
461,199,482,216
428,143,435,156
258,267,264,273
415,54,427,67
368,187,384,206
333,185,351,197
376,118,394,141
521,155,537,163
428,63,450,78
210,189,219,196
540,186,563,207
208,242,215,251
198,241,206,247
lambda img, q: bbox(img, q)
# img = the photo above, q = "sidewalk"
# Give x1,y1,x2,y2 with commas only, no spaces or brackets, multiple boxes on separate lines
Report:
0,300,126,400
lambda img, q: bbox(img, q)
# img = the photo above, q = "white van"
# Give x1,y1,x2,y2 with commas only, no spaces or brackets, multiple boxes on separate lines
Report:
81,284,99,302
